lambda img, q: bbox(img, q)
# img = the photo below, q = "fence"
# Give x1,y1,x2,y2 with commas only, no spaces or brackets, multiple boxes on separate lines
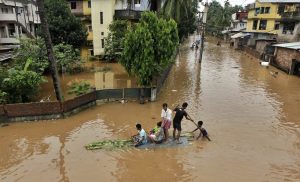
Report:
0,88,152,122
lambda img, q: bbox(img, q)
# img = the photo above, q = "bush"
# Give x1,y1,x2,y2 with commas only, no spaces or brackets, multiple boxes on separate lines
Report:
67,80,92,96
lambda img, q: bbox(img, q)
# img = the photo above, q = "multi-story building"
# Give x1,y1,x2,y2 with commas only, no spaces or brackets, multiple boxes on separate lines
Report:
277,2,300,42
245,0,282,46
0,0,40,61
68,0,165,58
68,0,93,60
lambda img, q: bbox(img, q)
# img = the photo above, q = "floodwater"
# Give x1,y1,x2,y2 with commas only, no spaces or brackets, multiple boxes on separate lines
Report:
1,36,300,182
38,62,137,101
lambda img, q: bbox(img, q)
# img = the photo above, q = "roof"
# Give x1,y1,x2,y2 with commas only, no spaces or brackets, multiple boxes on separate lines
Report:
231,32,251,39
258,0,300,3
272,42,300,50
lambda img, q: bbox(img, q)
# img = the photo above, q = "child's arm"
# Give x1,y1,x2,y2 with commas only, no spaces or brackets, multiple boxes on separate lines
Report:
191,127,200,133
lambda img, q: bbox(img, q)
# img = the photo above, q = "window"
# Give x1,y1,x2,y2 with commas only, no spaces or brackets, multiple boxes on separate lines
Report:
101,32,104,35
100,12,103,24
134,0,141,4
260,7,265,14
8,23,16,37
71,2,76,9
88,1,91,8
282,22,295,35
252,20,258,30
0,26,7,38
255,8,260,15
101,39,105,48
1,7,9,14
89,49,94,56
274,21,280,30
265,7,270,14
259,20,267,30
88,25,92,32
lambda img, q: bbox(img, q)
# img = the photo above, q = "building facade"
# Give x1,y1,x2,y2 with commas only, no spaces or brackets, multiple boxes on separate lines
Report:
68,0,165,58
0,0,40,46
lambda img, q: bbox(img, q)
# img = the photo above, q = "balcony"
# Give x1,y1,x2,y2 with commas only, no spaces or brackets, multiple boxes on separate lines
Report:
280,11,300,21
114,9,142,20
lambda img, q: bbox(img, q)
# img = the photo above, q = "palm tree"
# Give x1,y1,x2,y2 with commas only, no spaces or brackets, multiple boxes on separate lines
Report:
36,0,63,102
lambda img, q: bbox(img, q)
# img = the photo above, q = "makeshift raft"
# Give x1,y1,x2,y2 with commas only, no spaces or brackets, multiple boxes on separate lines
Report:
85,133,195,150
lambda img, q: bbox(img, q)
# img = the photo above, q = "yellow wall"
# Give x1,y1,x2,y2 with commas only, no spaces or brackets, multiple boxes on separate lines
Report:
83,0,91,15
246,0,281,34
91,0,115,55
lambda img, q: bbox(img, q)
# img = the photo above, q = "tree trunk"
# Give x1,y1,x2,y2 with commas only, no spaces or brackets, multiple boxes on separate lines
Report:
36,0,63,101
139,87,145,104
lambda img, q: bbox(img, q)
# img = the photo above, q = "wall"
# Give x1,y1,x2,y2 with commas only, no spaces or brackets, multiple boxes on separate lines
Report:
83,0,91,15
246,1,281,34
274,47,300,72
255,40,275,54
91,0,115,55
69,1,83,15
277,22,300,42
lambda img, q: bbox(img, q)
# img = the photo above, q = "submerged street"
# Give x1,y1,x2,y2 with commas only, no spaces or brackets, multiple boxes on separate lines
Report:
1,36,300,182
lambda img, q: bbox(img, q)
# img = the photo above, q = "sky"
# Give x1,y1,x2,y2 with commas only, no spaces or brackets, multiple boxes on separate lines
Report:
207,0,255,6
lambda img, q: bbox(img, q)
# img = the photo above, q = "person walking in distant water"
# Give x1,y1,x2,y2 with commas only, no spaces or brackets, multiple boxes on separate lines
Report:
173,102,194,144
161,103,172,141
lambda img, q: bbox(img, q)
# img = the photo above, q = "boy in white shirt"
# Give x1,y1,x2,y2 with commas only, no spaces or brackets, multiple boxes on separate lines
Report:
161,103,172,141
132,123,148,147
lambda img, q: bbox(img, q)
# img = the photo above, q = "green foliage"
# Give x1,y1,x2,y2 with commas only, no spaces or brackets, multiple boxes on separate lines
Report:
1,68,45,103
206,0,244,36
0,90,7,104
14,38,82,74
121,12,179,86
13,38,49,74
85,139,133,150
161,0,198,40
53,43,83,73
67,80,92,96
42,0,88,48
104,20,130,61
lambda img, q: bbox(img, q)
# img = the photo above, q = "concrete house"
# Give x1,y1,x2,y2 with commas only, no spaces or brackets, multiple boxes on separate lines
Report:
0,0,40,61
272,42,300,76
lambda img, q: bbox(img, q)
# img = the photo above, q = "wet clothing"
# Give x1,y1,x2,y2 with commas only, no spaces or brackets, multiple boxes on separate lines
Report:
150,127,165,143
173,107,187,131
161,108,172,130
138,129,148,144
200,128,208,137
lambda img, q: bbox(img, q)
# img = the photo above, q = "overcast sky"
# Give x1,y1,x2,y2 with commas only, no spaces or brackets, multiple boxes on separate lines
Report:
207,0,255,6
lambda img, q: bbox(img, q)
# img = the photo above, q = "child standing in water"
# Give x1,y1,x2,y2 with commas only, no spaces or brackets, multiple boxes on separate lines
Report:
191,121,211,141
161,103,172,141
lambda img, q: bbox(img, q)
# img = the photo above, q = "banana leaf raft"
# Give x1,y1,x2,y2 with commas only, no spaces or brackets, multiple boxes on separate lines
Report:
85,133,196,150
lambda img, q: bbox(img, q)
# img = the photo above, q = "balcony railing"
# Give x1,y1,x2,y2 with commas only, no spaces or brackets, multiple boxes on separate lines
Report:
114,9,142,20
281,11,300,21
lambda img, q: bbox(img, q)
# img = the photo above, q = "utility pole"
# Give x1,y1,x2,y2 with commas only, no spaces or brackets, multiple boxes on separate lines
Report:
199,2,208,63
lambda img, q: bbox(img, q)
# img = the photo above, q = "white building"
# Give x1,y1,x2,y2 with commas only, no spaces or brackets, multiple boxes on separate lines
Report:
0,0,40,46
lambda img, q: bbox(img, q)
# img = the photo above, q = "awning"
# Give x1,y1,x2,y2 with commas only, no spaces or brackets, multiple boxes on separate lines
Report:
272,42,300,50
221,30,229,34
231,32,251,39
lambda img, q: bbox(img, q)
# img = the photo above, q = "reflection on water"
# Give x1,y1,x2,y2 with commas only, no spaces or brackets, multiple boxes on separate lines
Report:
38,63,137,101
1,36,300,182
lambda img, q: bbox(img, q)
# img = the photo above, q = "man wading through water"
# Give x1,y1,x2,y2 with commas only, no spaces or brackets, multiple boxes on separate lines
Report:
173,102,194,144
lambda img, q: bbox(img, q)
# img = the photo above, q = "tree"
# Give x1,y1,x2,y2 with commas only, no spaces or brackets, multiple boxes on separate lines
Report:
13,37,49,74
37,0,63,102
54,43,82,73
42,0,87,48
1,68,45,103
161,0,198,40
121,12,179,102
206,0,242,36
104,20,130,61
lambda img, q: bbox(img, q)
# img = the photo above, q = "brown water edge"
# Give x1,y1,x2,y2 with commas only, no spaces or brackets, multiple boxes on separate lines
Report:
37,62,137,101
1,35,300,182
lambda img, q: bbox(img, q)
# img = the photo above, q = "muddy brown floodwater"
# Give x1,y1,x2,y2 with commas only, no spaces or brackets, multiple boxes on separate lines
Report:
1,36,300,182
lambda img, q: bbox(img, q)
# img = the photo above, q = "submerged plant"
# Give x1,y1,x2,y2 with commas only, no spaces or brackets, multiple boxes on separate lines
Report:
85,139,133,150
67,80,92,96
